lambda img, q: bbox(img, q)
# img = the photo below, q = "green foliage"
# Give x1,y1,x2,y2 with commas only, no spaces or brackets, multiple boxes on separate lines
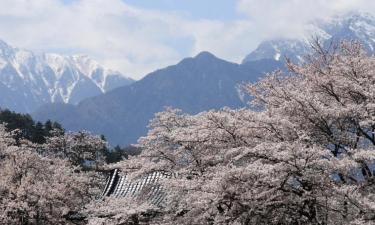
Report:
0,108,141,166
104,145,142,164
0,109,64,144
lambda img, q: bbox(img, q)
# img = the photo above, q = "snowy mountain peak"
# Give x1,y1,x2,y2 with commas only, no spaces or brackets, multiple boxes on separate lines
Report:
0,39,134,113
70,54,101,75
0,39,17,59
243,11,375,64
327,11,375,25
0,39,12,50
243,39,309,63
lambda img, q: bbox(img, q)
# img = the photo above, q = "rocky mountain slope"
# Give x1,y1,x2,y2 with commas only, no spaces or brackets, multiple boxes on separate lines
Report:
0,40,133,112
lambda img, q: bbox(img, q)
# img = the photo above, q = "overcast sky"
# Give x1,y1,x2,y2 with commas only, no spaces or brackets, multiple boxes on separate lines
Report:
0,0,374,79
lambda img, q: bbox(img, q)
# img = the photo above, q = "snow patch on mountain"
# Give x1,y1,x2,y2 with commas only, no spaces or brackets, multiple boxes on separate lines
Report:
243,12,375,64
0,39,134,113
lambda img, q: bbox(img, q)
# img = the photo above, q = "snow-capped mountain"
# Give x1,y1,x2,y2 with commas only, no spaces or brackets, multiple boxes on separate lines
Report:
33,12,375,146
243,12,375,64
0,39,134,113
243,39,310,63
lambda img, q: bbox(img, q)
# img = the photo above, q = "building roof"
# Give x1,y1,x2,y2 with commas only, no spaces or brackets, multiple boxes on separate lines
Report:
101,169,171,206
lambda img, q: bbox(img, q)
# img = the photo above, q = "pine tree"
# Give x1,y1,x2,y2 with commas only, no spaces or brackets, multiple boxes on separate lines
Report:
44,120,53,136
32,122,46,144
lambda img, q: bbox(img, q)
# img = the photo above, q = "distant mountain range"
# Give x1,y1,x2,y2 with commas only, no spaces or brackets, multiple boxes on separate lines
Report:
25,12,375,145
243,12,375,64
0,40,133,112
33,52,280,145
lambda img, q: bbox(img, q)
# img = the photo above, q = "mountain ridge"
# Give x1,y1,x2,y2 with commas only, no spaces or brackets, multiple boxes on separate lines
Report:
34,12,375,146
0,39,134,112
33,51,271,145
242,12,375,64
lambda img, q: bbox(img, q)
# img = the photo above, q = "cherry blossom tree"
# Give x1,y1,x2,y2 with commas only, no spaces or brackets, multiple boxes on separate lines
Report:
0,125,98,225
42,130,107,169
106,41,375,225
85,197,160,225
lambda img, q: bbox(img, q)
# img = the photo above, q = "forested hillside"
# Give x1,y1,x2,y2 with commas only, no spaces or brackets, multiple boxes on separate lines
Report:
0,108,138,165
0,109,64,144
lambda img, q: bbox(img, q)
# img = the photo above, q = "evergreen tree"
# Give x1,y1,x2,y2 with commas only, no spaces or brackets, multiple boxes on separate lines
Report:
0,109,65,144
0,109,35,140
44,120,53,136
104,145,128,163
52,121,64,135
32,122,46,144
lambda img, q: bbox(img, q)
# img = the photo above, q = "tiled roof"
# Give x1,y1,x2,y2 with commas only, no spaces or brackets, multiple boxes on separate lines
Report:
101,169,171,206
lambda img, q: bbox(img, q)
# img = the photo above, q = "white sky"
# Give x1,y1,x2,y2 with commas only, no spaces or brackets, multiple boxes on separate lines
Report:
0,0,374,79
